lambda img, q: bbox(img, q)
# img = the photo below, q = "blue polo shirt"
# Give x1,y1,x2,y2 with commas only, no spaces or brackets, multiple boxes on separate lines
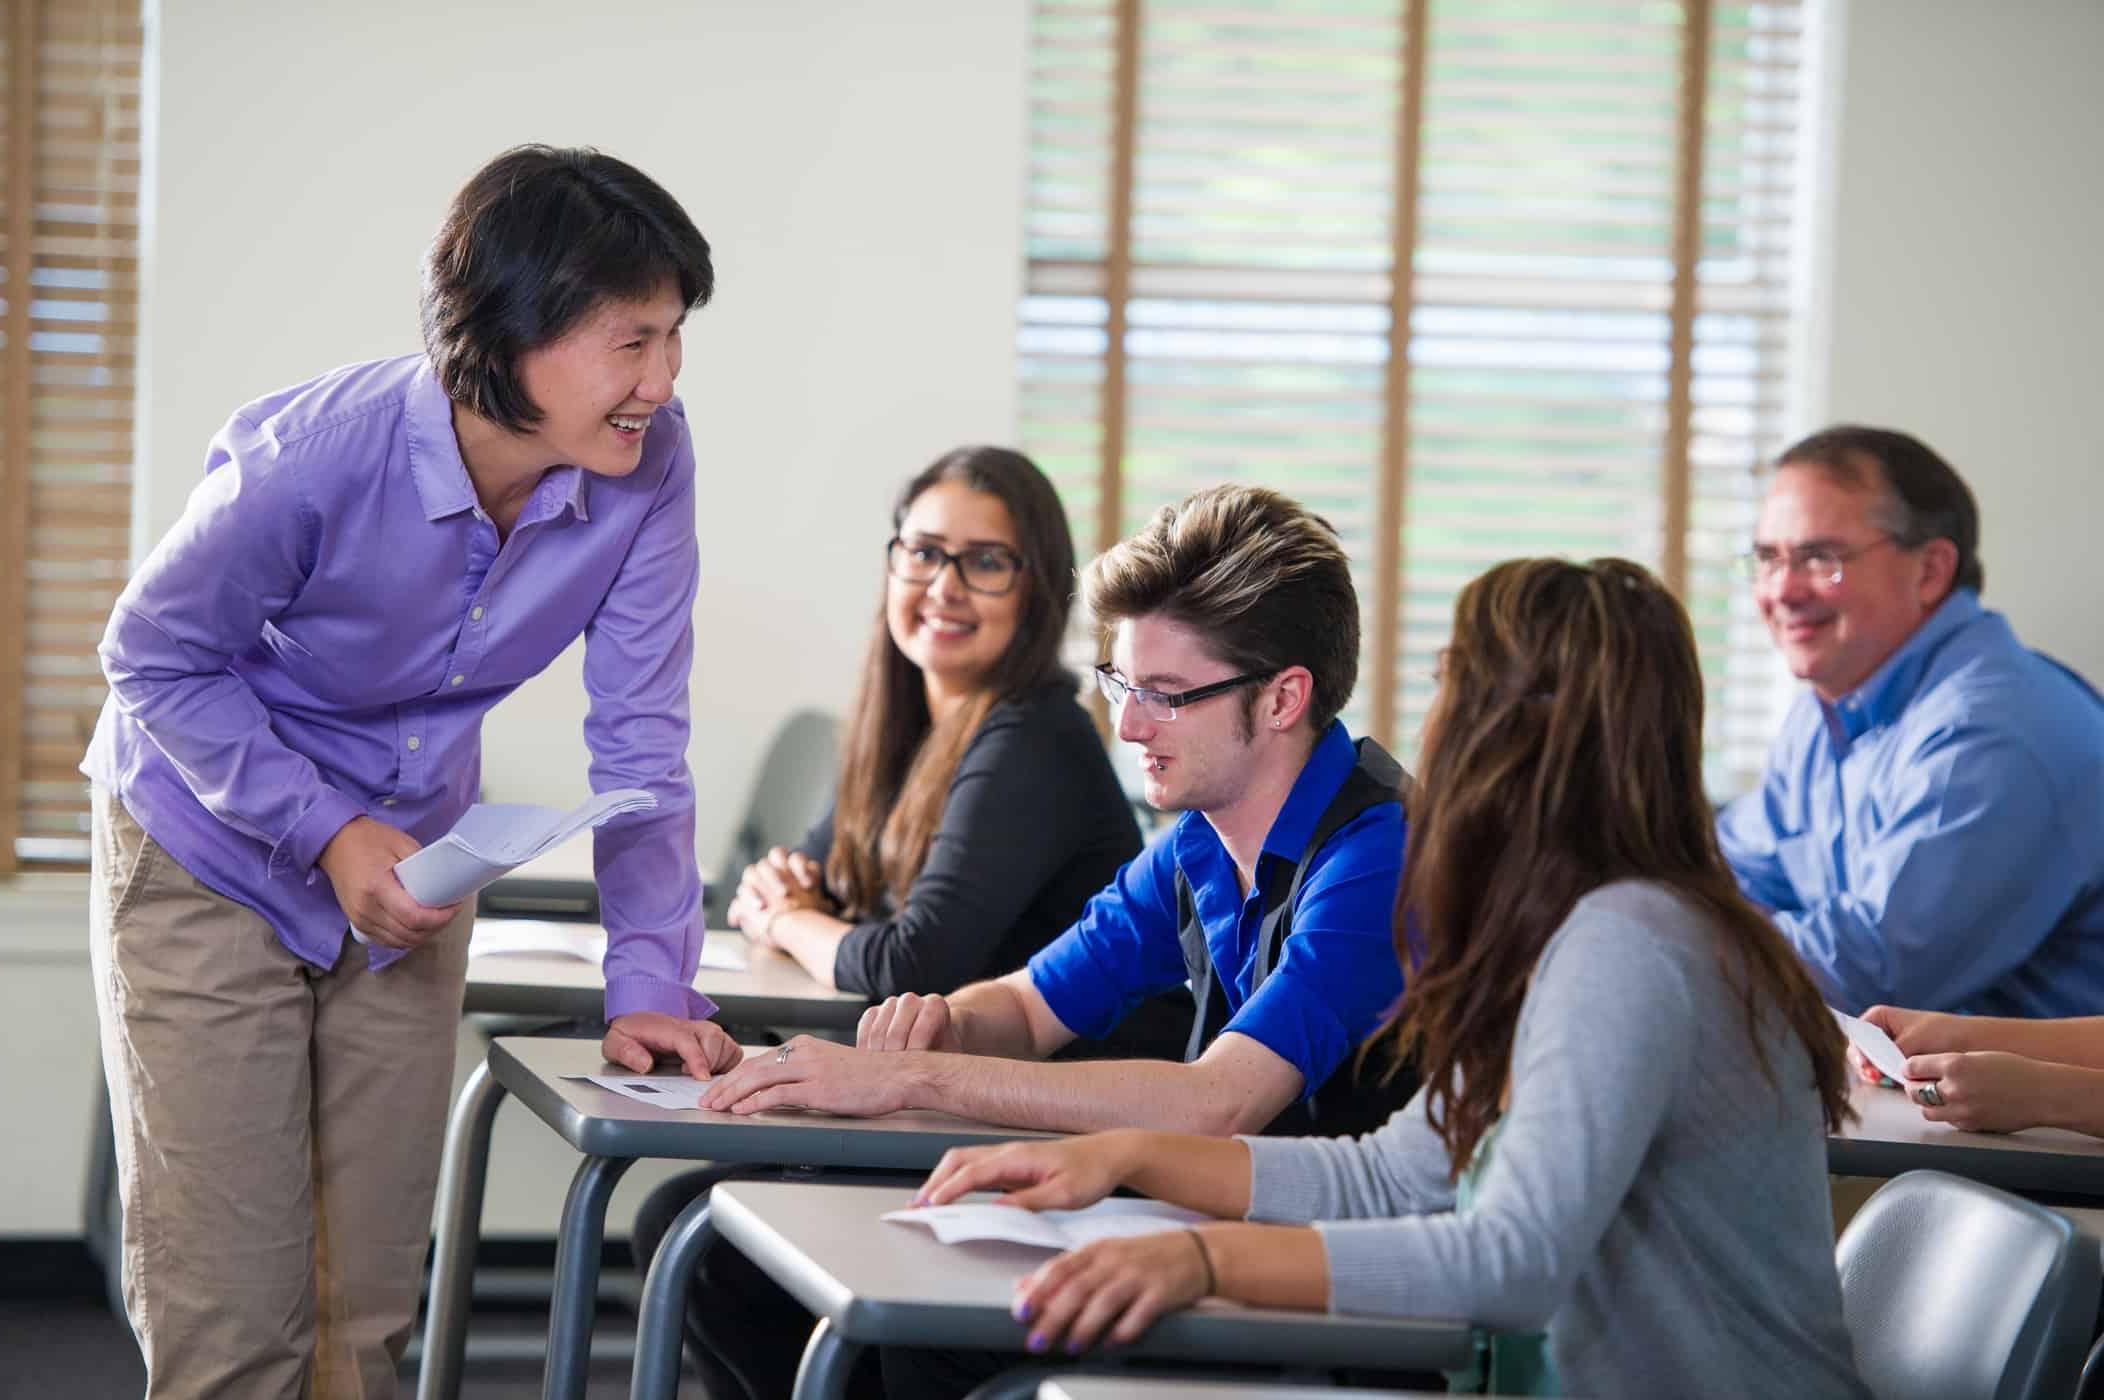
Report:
1026,720,1406,1093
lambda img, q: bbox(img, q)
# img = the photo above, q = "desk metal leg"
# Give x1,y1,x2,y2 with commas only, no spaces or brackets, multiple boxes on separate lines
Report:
627,1192,714,1400
792,1318,864,1400
542,1153,634,1400
417,1062,509,1400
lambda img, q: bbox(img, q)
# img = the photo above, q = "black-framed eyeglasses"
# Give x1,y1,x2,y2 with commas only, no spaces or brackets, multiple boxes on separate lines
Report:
1094,663,1274,722
886,537,1024,596
1738,534,1899,589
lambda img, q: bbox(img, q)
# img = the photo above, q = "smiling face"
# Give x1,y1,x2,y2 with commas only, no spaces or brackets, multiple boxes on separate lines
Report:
1753,464,1951,702
508,277,688,478
885,480,1025,707
1108,613,1265,815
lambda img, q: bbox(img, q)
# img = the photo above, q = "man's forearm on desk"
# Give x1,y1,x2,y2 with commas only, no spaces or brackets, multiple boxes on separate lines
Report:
905,1040,1297,1137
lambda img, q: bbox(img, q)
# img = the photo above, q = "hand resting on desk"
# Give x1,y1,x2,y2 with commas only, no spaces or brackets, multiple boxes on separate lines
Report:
602,1011,742,1079
698,1034,917,1117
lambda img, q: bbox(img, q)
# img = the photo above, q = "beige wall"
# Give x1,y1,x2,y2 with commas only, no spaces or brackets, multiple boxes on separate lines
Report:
1817,0,2104,681
138,0,1030,866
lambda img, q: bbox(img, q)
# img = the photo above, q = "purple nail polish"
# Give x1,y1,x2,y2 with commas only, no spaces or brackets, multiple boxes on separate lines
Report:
1027,1331,1047,1353
1012,1300,1032,1322
1064,1338,1084,1355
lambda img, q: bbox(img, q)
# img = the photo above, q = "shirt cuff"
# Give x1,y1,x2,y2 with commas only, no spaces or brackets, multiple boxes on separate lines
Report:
270,786,366,880
604,973,718,1023
1239,1133,1328,1224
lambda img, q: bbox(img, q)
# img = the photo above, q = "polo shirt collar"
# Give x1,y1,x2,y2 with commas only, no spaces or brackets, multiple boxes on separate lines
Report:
1260,719,1358,863
1823,588,1981,743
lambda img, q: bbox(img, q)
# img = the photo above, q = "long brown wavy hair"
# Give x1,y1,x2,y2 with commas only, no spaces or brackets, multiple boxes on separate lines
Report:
826,447,1076,915
1379,557,1853,1176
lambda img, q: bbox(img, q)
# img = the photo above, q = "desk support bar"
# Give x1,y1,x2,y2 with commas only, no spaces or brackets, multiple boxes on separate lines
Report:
793,1317,865,1400
543,1153,635,1400
417,1062,509,1400
628,1193,716,1400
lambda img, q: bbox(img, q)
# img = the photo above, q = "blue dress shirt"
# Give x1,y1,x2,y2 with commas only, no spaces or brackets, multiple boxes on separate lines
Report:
1718,589,2104,1016
1027,720,1406,1093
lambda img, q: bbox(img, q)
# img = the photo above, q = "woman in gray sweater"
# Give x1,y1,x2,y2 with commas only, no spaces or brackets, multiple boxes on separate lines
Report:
918,557,1869,1399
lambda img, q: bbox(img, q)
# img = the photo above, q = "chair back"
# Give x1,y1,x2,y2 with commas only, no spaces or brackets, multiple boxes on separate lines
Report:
704,709,838,923
1836,1169,2100,1400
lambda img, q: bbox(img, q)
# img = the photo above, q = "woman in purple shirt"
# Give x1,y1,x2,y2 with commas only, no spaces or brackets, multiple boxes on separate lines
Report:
82,145,735,1396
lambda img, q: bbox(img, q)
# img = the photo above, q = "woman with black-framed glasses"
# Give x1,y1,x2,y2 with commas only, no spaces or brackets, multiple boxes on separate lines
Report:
633,445,1170,1400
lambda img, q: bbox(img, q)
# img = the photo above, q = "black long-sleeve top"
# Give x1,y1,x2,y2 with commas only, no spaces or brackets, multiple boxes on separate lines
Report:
796,679,1142,999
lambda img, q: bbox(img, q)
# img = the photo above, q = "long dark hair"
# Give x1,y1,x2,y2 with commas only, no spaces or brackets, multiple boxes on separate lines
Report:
827,447,1076,914
1380,557,1853,1176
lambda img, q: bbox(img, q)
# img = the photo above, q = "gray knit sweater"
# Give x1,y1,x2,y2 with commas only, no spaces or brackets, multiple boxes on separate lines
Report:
1242,880,1869,1399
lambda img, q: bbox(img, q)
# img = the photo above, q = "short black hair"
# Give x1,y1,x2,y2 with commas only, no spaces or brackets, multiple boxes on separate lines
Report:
419,145,713,433
1777,424,1984,595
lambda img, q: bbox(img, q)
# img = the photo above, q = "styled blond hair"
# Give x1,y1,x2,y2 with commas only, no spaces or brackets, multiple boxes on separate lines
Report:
1084,484,1359,733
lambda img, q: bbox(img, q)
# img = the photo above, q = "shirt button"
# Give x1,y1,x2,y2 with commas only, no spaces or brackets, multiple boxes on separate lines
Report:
471,606,485,621
380,798,398,808
406,736,422,752
450,674,465,687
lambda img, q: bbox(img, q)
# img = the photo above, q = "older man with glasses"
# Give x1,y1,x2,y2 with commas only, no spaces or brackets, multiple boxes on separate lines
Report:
1718,425,2104,1020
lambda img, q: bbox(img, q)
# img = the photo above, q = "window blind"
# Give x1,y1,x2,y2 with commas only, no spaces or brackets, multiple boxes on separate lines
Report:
1020,0,1803,793
0,0,142,872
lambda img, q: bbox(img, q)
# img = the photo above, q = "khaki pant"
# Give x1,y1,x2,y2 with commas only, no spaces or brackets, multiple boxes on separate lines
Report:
89,789,472,1400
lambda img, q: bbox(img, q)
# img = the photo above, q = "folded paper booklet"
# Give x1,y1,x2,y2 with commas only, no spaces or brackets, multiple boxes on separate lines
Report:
1832,1007,1915,1085
395,789,658,906
882,1197,1207,1252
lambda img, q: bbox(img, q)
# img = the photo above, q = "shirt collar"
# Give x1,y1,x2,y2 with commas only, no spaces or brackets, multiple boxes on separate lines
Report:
1260,719,1359,862
1823,588,1982,742
403,358,593,526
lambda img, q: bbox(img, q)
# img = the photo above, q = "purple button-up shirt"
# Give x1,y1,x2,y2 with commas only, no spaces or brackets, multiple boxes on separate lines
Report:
83,354,714,1022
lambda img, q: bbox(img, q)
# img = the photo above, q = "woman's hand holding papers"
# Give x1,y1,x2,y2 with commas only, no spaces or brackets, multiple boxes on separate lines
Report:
602,1012,742,1079
1898,1049,2087,1134
1850,1004,1970,1084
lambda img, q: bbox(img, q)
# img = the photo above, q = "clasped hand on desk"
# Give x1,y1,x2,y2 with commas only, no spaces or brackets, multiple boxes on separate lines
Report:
726,845,831,949
697,990,965,1115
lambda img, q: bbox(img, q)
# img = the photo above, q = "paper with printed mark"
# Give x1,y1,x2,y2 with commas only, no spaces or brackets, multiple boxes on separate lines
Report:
567,1072,713,1109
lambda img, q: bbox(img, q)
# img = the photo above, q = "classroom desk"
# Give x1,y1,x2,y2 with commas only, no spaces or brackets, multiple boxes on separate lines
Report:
463,926,869,1028
418,1037,1056,1400
698,1180,1475,1400
1828,1079,2104,1199
1044,1383,1442,1400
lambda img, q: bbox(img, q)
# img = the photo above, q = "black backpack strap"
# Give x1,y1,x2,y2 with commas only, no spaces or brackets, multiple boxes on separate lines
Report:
1174,867,1216,1063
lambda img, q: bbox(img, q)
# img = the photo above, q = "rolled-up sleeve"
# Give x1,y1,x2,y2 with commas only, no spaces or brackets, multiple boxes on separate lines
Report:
1026,827,1187,1039
584,413,713,1022
97,412,360,879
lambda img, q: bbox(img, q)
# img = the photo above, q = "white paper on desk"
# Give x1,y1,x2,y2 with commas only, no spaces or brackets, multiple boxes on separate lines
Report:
394,789,657,906
1833,1008,1915,1085
697,940,747,972
469,919,608,964
883,1198,1206,1251
568,1073,713,1109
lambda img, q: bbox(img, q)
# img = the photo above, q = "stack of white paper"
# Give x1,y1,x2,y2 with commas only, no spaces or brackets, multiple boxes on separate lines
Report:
395,789,657,905
882,1198,1206,1251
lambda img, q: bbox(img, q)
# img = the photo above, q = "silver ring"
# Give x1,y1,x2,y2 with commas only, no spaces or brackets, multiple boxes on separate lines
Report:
1916,1082,1945,1108
775,1043,794,1065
